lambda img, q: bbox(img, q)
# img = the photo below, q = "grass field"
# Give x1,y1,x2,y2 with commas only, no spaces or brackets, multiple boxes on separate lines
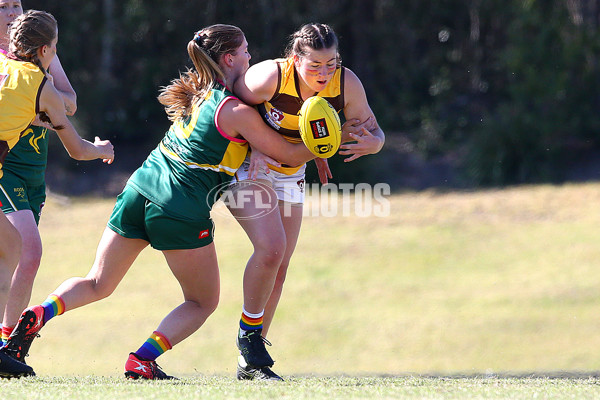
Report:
3,182,600,398
2,375,600,399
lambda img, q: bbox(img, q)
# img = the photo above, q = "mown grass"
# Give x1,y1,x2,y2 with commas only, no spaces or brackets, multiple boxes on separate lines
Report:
3,183,600,398
2,375,600,399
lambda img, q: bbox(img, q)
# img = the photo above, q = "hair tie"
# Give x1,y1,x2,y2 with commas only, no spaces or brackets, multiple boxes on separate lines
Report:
194,31,203,43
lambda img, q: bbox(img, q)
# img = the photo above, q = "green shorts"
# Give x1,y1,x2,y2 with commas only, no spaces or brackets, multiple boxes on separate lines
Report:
107,185,215,250
0,170,46,225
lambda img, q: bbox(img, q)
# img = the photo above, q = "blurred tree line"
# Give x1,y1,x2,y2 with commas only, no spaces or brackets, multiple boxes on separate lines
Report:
23,0,600,191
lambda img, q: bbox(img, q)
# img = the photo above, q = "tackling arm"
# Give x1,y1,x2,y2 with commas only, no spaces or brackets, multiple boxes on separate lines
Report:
218,99,315,167
232,60,279,105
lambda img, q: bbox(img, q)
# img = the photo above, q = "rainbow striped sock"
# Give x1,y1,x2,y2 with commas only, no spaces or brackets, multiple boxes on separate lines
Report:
1,325,13,346
41,294,66,324
240,307,264,331
135,331,172,361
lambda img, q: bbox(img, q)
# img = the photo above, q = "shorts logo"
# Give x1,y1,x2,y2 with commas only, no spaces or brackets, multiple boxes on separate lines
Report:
310,118,330,139
14,187,26,201
199,229,210,239
297,178,305,193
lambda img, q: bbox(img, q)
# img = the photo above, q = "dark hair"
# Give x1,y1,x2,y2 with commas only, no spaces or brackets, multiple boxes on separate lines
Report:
8,10,57,73
285,23,340,64
159,24,244,122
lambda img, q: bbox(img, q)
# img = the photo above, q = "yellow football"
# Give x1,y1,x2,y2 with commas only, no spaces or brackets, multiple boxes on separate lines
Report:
298,96,342,158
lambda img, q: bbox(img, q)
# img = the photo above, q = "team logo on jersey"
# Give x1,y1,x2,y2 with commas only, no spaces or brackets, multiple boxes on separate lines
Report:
28,128,47,154
199,229,210,239
265,107,284,130
269,107,284,123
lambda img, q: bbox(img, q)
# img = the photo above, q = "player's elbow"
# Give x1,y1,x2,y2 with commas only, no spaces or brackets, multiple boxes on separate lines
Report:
65,102,77,116
64,96,77,116
68,150,86,160
284,157,304,168
278,153,307,168
66,145,88,161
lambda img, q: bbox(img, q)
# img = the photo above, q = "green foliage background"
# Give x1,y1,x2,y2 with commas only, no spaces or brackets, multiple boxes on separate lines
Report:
22,0,600,188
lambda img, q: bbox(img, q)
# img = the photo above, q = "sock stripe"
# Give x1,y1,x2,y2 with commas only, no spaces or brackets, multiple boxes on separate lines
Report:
148,339,163,355
150,331,172,352
41,294,66,324
1,326,13,344
52,294,66,315
241,314,262,326
135,331,172,361
240,309,263,331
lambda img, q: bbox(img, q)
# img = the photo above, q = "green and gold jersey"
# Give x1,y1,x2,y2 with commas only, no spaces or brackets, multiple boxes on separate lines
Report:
0,50,47,178
2,125,49,186
257,57,345,175
127,84,248,220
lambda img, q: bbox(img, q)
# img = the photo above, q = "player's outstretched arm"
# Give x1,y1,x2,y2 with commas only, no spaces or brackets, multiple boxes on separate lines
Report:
39,81,114,164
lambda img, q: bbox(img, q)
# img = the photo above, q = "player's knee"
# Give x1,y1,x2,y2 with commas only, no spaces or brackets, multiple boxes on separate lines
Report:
190,295,219,316
89,278,117,300
261,249,285,271
253,235,286,269
27,240,43,264
17,250,43,278
205,296,219,315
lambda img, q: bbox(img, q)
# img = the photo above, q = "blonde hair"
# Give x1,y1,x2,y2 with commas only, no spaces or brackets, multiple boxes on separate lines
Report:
158,24,244,122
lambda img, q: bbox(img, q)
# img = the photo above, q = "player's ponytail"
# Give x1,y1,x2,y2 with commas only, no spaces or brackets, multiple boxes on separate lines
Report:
159,24,244,122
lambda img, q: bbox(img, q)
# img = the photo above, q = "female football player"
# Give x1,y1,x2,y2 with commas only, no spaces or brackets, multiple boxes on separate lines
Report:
3,24,318,380
0,0,105,351
229,22,385,380
0,9,114,378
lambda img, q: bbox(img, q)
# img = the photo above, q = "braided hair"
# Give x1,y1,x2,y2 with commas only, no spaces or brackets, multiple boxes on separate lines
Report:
158,24,244,122
9,10,64,130
285,23,340,66
8,10,57,73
